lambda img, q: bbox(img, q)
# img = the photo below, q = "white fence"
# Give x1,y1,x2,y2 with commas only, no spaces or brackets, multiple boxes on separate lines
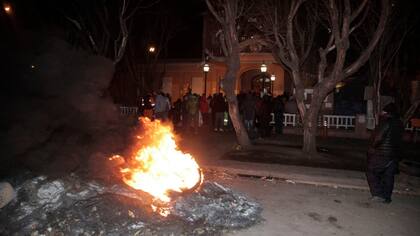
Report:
280,113,355,129
119,106,418,132
405,122,420,132
322,115,355,129
265,113,355,129
284,113,297,127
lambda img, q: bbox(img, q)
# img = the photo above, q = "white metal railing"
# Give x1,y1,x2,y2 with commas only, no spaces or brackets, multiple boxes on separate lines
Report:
405,122,420,132
270,113,355,129
120,106,138,116
284,113,297,127
322,115,355,129
269,113,297,126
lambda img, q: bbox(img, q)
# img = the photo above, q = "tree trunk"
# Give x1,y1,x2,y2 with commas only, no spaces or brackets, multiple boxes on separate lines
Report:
302,107,318,154
228,98,251,147
223,58,251,148
302,93,323,155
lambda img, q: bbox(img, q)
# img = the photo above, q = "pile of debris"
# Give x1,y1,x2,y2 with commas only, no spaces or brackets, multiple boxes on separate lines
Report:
0,174,262,235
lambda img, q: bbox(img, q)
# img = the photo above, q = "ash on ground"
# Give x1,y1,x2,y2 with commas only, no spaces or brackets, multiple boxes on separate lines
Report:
0,174,262,236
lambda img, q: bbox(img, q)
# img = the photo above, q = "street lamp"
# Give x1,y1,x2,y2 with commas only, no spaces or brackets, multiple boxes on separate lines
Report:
148,46,156,53
260,63,267,73
3,3,12,14
260,62,267,94
203,63,210,96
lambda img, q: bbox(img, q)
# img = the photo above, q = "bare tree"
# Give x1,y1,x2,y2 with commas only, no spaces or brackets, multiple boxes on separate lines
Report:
205,0,252,147
367,2,414,125
260,0,389,154
65,0,158,65
122,12,180,96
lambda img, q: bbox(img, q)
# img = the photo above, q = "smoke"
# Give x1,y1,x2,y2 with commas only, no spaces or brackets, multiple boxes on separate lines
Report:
0,37,132,178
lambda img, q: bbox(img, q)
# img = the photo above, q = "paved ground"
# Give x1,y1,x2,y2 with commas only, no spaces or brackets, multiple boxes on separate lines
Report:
178,127,420,235
208,171,420,236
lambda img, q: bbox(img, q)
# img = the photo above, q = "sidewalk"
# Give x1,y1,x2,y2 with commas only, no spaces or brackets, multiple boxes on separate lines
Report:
204,160,420,196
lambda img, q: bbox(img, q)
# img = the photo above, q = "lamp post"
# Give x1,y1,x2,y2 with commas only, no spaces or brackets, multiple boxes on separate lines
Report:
203,63,210,96
260,62,267,94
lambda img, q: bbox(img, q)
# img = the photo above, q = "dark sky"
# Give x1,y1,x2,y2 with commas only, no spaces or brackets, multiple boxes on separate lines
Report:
1,0,419,66
161,0,205,58
0,0,205,59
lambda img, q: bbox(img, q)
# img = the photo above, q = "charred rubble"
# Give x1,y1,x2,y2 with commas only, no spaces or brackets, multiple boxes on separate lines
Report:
0,174,262,235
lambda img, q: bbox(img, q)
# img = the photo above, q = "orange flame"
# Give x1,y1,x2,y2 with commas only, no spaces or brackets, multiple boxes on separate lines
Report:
120,118,202,204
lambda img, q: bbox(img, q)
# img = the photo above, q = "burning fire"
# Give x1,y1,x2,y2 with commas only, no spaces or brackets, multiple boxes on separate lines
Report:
119,118,202,204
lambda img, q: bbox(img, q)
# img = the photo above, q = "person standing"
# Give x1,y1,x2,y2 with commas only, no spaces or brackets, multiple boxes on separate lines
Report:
273,95,285,134
181,95,189,131
154,92,170,121
366,103,404,203
199,94,209,127
172,98,182,127
258,95,273,137
211,93,226,131
186,93,199,134
241,92,256,132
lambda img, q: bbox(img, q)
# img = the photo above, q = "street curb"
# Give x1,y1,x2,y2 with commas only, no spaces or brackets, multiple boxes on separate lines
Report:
203,162,420,197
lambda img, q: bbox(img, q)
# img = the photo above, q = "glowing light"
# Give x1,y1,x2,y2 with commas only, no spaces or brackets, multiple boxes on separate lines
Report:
260,63,267,73
148,46,156,53
335,82,345,89
3,3,11,14
203,63,210,72
270,74,276,81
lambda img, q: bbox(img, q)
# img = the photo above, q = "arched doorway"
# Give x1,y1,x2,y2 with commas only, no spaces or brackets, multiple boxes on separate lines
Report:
240,69,272,94
251,74,272,94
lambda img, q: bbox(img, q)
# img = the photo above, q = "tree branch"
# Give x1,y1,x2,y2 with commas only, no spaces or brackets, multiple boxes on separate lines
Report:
344,0,389,76
351,0,368,22
206,0,224,24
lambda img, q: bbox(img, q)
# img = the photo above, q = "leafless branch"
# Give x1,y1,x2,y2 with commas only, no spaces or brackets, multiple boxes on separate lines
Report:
206,0,224,24
351,0,368,22
344,0,389,76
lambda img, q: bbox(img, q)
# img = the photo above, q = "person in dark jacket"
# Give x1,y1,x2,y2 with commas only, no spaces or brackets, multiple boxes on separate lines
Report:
258,95,273,137
241,92,256,132
366,103,404,203
211,93,226,131
273,95,285,134
172,98,182,127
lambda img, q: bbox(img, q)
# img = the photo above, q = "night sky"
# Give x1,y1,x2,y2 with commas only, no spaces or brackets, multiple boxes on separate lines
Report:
1,0,419,83
0,0,205,59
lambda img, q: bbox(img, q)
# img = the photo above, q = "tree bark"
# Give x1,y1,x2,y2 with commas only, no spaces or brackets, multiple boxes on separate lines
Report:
302,91,323,154
302,111,318,154
224,57,251,147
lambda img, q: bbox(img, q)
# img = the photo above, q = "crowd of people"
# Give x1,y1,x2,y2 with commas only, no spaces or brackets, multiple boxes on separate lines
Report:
137,90,289,137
